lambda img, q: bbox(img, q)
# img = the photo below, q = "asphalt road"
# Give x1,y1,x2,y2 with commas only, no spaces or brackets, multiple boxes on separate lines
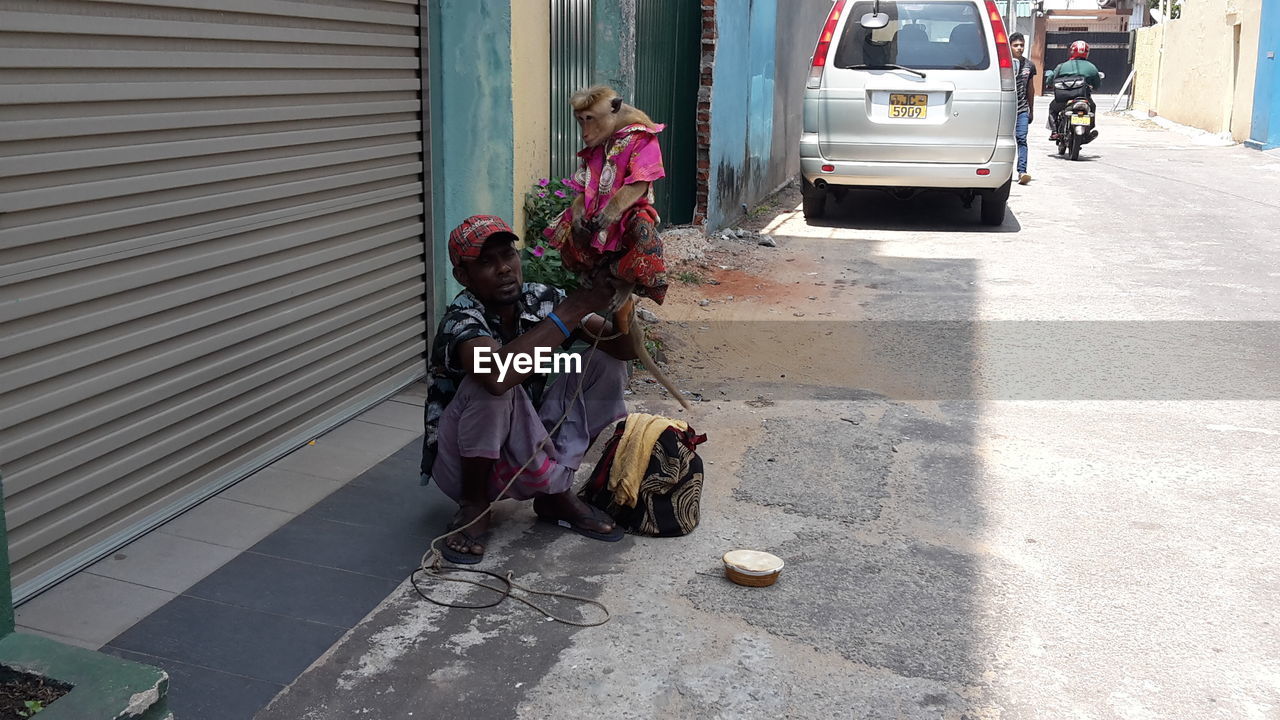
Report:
260,101,1280,720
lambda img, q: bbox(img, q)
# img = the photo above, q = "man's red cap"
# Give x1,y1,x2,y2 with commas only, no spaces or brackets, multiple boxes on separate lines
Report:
448,215,518,266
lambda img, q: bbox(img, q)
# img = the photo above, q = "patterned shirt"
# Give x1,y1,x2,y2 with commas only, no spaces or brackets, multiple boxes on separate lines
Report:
1014,57,1037,115
420,283,565,478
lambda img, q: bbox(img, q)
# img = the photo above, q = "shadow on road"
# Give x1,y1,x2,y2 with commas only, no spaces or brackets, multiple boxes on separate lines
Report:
806,188,1023,233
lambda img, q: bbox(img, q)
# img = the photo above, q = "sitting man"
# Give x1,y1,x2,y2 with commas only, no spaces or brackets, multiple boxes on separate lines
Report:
421,214,639,564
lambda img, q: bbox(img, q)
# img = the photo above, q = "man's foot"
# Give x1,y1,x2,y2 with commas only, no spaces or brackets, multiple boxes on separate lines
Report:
441,503,489,564
1018,172,1032,185
1049,133,1060,141
533,493,624,542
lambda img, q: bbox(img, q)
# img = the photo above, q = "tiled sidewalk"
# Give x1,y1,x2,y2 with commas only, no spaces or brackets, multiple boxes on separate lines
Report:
14,383,444,720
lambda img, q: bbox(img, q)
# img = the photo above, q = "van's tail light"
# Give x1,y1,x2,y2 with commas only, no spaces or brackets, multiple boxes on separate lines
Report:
807,0,847,89
984,1,1015,92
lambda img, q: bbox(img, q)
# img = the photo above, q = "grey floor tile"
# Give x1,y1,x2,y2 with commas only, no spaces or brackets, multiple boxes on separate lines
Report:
16,625,100,651
85,531,241,594
15,574,175,647
249,514,444,582
348,449,421,489
271,428,407,482
392,381,427,406
317,419,422,457
157,497,293,550
355,400,423,432
217,466,344,514
305,475,438,533
107,595,345,685
184,553,398,628
103,648,283,720
383,434,426,472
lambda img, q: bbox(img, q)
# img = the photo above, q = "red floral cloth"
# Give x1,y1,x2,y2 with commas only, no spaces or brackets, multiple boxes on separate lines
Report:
555,206,667,304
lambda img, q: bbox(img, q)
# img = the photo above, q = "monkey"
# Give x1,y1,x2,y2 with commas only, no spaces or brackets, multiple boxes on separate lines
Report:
545,85,690,411
567,88,657,244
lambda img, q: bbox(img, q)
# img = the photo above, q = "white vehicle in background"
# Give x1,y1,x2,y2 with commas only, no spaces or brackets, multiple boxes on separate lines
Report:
800,0,1018,225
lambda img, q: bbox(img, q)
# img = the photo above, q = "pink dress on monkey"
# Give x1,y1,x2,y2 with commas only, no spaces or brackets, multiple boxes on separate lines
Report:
545,122,669,304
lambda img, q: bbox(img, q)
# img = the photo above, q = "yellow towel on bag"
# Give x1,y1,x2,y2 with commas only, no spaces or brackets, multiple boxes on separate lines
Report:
607,413,688,508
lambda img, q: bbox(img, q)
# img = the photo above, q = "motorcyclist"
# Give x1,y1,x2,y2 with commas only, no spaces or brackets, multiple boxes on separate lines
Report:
1044,40,1101,141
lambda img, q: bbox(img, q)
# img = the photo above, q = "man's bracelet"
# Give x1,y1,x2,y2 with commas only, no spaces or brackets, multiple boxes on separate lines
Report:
547,311,572,339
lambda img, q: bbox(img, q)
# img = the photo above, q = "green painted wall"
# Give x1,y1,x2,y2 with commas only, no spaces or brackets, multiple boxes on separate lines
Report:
592,0,635,100
428,0,516,315
0,480,13,635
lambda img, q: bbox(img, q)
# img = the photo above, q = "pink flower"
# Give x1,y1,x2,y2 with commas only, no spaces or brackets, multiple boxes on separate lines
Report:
554,189,567,198
537,191,547,198
531,246,545,257
537,178,550,187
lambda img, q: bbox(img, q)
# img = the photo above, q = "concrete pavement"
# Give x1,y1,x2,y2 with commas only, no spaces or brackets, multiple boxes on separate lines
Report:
259,101,1280,720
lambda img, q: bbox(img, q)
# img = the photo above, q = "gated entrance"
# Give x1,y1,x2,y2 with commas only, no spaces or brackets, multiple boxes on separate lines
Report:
1044,31,1131,92
633,0,700,226
550,0,594,182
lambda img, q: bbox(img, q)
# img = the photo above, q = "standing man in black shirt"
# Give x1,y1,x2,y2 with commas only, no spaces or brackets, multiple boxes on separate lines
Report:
1010,32,1037,185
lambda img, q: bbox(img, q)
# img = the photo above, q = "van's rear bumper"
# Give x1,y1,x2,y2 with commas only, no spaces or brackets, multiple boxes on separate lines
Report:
800,139,1016,189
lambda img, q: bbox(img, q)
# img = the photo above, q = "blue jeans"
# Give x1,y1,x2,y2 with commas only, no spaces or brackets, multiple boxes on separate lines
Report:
1015,111,1029,174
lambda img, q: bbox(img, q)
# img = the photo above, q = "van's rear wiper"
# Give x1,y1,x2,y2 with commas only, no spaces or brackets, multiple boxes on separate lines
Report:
846,63,928,79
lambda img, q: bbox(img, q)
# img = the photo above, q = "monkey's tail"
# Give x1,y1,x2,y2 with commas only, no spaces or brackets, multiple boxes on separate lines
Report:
625,304,692,412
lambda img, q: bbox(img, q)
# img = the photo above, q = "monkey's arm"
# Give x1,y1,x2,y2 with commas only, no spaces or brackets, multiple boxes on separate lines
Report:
569,193,589,234
593,181,649,229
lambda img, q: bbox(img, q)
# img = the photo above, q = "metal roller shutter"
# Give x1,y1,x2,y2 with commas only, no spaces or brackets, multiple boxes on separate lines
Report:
0,0,429,602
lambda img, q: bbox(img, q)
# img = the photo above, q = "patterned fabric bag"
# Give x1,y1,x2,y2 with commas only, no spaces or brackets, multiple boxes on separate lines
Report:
578,421,707,537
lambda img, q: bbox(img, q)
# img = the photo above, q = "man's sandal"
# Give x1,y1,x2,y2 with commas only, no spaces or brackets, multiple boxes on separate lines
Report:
533,498,624,542
439,523,487,565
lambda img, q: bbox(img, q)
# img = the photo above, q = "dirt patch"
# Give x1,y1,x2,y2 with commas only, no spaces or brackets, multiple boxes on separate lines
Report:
0,668,71,720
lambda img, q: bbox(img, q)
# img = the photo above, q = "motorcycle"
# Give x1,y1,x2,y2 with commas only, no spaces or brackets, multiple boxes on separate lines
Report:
1056,95,1096,161
1051,72,1103,161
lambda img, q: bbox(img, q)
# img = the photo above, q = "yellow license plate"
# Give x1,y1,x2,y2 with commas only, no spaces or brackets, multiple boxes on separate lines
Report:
1070,115,1092,125
889,93,928,119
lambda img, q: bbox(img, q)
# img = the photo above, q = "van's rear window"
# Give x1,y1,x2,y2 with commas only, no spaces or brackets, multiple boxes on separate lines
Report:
833,2,991,71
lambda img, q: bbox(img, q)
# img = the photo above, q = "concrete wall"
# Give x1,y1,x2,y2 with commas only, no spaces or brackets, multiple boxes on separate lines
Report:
1133,24,1163,111
428,0,515,309
1132,0,1262,140
511,0,551,236
707,0,828,229
769,0,834,208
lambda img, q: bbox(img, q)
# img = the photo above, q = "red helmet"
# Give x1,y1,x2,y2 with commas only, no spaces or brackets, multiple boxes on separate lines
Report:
1069,40,1090,59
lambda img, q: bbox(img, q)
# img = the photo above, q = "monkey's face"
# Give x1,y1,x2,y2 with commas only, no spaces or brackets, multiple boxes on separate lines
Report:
575,98,617,148
454,238,522,306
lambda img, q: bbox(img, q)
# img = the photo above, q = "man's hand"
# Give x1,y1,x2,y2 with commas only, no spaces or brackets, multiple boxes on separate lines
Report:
564,266,617,316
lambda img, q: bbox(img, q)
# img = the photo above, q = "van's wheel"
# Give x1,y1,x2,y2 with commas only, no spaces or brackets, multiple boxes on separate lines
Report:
979,179,1011,226
802,178,827,220
1068,133,1082,161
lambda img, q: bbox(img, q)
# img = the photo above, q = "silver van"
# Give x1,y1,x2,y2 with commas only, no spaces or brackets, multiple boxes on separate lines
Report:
800,0,1018,225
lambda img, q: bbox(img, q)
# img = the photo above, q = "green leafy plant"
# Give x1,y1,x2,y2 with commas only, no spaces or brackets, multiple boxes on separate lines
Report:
522,177,580,291
675,271,703,285
19,699,45,717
